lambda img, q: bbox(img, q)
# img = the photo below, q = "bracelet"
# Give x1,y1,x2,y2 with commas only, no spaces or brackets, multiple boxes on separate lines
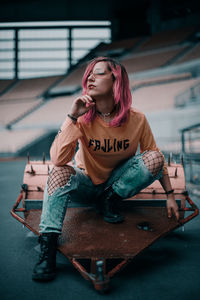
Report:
67,114,78,122
165,189,174,195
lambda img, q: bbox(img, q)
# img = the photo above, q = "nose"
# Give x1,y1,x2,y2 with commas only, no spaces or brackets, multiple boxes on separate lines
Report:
88,72,95,81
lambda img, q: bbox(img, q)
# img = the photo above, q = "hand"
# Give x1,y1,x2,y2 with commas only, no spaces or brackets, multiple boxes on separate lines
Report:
167,194,179,220
69,95,95,118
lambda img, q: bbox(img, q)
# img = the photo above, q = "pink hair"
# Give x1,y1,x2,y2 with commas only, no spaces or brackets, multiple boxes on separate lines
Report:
82,57,132,127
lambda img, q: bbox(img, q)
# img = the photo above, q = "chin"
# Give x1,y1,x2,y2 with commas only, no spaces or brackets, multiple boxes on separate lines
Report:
88,91,98,97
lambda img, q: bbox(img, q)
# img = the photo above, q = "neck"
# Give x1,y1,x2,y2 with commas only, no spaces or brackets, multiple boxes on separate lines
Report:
95,96,115,115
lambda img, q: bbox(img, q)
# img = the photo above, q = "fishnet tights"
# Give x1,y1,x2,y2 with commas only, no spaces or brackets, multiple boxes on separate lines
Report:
47,165,76,196
142,151,164,177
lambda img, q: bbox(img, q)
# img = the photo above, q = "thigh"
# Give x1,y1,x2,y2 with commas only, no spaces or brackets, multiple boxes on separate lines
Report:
105,152,163,198
69,167,104,206
106,152,145,186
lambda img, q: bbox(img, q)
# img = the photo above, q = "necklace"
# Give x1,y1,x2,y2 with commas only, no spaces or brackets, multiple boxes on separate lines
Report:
97,111,112,118
96,107,116,118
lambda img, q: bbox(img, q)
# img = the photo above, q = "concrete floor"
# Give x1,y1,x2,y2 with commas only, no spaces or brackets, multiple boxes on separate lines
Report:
0,158,200,300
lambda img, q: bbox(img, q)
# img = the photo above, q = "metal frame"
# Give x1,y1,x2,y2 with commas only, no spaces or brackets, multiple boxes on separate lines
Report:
0,24,111,79
11,189,199,292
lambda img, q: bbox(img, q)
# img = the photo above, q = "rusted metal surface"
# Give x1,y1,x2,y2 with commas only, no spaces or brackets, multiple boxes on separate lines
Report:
22,160,187,203
10,160,199,292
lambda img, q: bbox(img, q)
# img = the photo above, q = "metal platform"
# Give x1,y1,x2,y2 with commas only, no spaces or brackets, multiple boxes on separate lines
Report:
11,159,199,292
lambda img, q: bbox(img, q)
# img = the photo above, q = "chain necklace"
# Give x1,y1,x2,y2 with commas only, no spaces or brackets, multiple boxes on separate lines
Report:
96,107,116,120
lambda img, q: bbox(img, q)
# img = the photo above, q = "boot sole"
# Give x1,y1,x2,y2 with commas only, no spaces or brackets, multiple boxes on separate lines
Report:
32,272,56,281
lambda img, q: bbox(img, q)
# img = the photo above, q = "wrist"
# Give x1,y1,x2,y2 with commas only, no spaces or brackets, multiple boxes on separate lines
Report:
165,189,174,195
67,113,78,123
166,193,175,202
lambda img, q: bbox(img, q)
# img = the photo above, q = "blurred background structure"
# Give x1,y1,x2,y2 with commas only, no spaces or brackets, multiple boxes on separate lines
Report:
0,0,200,180
1,2,200,300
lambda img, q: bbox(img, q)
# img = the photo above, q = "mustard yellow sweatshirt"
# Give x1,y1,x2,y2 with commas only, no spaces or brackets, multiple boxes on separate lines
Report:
50,108,167,185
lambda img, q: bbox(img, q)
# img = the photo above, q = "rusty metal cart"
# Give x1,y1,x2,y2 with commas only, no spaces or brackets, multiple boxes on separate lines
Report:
11,157,199,292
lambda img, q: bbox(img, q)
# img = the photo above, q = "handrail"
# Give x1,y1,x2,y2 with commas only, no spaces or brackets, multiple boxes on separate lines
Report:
0,24,111,79
175,81,200,107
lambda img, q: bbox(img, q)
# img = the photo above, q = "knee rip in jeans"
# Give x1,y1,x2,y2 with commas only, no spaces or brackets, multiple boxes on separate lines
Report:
142,151,164,177
47,165,76,196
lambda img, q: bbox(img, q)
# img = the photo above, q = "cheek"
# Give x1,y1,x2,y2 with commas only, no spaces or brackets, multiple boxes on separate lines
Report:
102,80,113,92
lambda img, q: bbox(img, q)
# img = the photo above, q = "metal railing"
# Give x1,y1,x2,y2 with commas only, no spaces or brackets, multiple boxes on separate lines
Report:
0,24,111,79
175,81,200,107
180,123,200,183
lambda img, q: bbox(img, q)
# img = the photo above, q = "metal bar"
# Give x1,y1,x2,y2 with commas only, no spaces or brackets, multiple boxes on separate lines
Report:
11,192,23,211
18,37,106,41
108,258,132,278
69,257,109,292
17,58,67,62
181,131,185,154
0,46,103,52
14,208,26,212
181,123,200,133
14,29,19,79
10,192,40,236
0,25,110,30
17,48,68,51
0,49,14,51
178,195,199,225
0,39,14,42
69,258,94,281
19,68,67,71
68,28,72,69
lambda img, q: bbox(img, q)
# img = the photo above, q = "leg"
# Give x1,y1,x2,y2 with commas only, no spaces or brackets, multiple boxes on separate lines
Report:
142,150,164,177
39,165,77,234
33,165,77,281
100,151,164,223
110,150,164,198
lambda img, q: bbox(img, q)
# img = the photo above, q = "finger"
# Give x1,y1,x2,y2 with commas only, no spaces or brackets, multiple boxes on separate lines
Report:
86,102,95,108
75,97,86,105
167,207,172,218
84,94,94,102
81,96,90,106
82,95,94,105
82,96,95,108
175,209,179,220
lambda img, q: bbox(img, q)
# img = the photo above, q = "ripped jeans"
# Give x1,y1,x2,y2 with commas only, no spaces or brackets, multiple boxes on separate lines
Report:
39,151,163,234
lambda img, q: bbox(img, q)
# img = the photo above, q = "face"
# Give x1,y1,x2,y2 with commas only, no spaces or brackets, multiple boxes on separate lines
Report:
86,61,114,99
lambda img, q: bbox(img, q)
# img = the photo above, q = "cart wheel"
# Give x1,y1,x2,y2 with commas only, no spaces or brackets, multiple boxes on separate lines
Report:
93,260,110,293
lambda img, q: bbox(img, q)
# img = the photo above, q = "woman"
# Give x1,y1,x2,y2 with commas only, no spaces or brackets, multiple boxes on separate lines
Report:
32,57,179,281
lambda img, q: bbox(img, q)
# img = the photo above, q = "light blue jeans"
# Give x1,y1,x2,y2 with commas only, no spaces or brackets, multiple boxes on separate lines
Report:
39,152,163,234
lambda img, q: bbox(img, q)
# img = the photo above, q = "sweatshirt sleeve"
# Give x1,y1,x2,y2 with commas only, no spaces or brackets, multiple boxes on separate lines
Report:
140,115,168,175
50,117,83,166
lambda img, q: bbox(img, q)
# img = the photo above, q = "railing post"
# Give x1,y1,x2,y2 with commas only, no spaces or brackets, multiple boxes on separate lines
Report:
14,28,19,79
68,27,72,69
181,130,185,154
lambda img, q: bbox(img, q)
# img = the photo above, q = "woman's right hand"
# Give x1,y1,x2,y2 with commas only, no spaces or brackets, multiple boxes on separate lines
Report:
69,95,95,118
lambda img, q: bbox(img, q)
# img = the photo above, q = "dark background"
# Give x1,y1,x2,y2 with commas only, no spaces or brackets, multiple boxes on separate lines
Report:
1,0,200,39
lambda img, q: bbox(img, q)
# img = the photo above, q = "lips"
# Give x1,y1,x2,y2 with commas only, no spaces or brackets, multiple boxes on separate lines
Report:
88,84,96,89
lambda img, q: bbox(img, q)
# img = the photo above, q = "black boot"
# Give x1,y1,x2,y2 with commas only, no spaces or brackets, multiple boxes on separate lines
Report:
32,233,59,281
100,186,124,223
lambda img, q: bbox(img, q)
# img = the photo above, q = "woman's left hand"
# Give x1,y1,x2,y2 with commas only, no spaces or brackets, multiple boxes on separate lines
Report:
167,194,179,220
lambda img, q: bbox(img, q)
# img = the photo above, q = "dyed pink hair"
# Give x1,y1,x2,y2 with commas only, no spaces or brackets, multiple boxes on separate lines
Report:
82,57,132,127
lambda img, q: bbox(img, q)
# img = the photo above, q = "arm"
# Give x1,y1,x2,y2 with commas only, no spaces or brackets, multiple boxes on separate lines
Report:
159,174,179,220
140,114,179,220
50,94,95,166
50,117,81,166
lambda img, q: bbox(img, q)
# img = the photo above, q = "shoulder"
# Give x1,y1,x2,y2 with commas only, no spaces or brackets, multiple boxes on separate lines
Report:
129,107,146,121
